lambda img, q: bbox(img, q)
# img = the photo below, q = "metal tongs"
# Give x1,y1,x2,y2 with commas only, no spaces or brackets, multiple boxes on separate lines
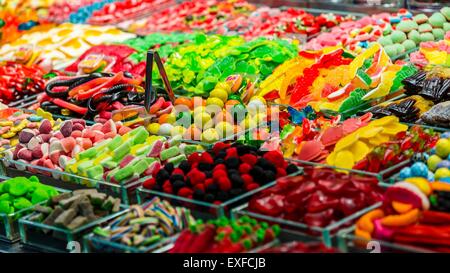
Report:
111,50,175,123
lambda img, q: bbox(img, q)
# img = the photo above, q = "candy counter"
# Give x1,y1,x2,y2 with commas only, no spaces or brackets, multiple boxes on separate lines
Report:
0,0,449,254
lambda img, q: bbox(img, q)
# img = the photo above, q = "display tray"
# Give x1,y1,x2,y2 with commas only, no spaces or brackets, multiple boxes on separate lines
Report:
336,225,436,253
0,176,68,243
1,159,141,205
137,170,303,220
18,205,127,253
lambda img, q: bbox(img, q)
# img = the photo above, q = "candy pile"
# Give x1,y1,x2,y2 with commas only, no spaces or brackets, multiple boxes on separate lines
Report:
169,216,279,253
409,31,450,67
0,23,135,70
63,126,204,184
354,126,439,174
4,118,130,180
92,198,195,250
0,176,59,215
257,44,417,115
248,167,384,228
28,189,121,230
37,72,144,119
46,0,105,23
355,178,450,252
399,132,450,182
143,142,299,204
216,7,351,39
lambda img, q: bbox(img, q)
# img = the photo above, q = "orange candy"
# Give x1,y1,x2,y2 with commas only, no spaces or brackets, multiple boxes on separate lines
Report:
174,97,193,110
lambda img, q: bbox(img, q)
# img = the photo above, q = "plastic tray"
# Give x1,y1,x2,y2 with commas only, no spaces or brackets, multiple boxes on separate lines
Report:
1,158,141,205
18,205,127,253
136,170,302,219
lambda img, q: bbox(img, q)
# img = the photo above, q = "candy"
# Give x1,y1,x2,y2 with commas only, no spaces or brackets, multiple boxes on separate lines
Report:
429,12,446,28
170,216,279,253
390,30,407,43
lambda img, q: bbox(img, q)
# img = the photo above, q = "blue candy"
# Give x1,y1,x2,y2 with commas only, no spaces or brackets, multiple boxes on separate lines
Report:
399,167,412,179
410,162,429,178
427,171,435,181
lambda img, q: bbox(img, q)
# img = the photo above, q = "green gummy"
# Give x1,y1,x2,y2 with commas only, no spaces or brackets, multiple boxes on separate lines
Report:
107,136,123,151
106,168,121,182
93,226,110,237
242,238,252,249
113,165,134,181
132,158,154,176
102,160,118,169
0,200,10,214
86,165,104,179
9,179,29,196
113,141,132,161
78,148,97,160
356,69,372,86
181,144,198,155
272,224,281,236
338,88,367,114
13,197,32,210
31,188,49,204
160,146,181,161
77,161,94,173
131,127,149,145
167,154,186,166
390,64,418,92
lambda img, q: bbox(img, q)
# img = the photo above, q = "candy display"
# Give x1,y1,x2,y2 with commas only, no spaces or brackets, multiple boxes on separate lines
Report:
354,178,450,252
143,142,299,205
89,197,195,251
1,0,450,255
169,216,279,253
247,167,384,229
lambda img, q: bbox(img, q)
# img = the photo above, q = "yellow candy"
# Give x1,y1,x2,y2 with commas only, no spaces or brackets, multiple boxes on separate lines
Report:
349,141,370,163
334,133,359,152
404,177,432,196
206,97,224,108
147,123,160,135
201,128,219,143
334,150,354,170
358,127,384,139
210,88,228,102
170,126,186,137
362,69,397,100
0,121,13,126
369,116,399,127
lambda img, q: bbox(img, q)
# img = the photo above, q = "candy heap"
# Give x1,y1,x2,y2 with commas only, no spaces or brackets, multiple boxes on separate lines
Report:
409,31,450,67
399,132,450,183
0,176,59,215
169,216,279,253
257,44,417,115
248,167,384,228
143,142,299,204
4,118,130,181
28,189,121,230
354,126,439,174
64,126,204,184
0,23,135,70
92,198,195,250
37,72,144,119
46,0,105,23
326,116,408,170
355,178,450,252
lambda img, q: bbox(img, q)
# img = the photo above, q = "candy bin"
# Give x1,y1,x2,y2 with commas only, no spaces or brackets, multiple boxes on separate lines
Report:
152,216,280,253
0,175,64,242
84,197,195,253
18,189,125,253
137,142,301,219
338,178,450,253
232,165,385,246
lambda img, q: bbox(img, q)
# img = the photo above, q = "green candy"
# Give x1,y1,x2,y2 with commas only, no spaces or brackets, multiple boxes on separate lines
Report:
444,23,450,32
130,127,149,145
113,165,134,181
428,12,446,28
113,141,132,161
384,44,398,57
402,39,417,51
107,135,123,151
432,28,445,40
13,197,32,210
0,200,10,214
396,20,419,32
420,32,435,42
160,146,181,161
390,30,407,43
408,30,421,44
414,14,428,24
31,188,49,204
9,179,30,196
78,148,97,160
441,7,450,21
377,36,393,46
0,193,13,202
86,165,104,179
418,23,432,33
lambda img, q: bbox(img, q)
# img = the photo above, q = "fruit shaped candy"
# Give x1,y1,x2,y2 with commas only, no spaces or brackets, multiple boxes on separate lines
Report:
248,166,384,229
354,126,440,174
398,132,450,183
169,216,280,253
355,178,450,252
326,116,408,170
143,142,299,205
